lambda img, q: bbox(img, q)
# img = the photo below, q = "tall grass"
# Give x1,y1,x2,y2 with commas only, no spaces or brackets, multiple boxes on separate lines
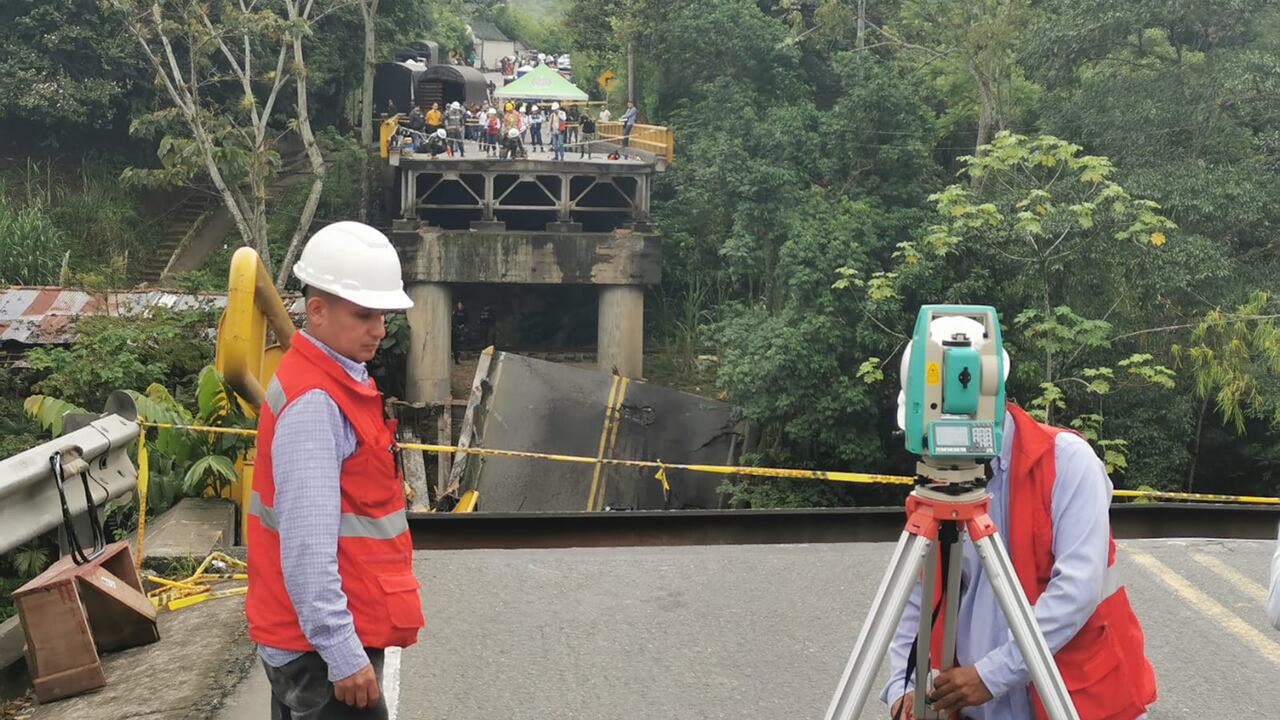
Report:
0,155,157,286
0,191,66,286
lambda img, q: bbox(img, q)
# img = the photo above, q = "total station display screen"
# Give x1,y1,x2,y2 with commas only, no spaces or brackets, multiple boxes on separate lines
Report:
933,425,971,448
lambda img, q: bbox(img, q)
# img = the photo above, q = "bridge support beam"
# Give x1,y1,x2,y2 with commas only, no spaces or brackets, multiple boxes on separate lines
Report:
406,281,452,405
598,285,644,378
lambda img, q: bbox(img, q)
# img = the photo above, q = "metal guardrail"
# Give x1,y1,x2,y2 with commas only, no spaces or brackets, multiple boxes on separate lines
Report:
406,503,1280,550
0,414,139,555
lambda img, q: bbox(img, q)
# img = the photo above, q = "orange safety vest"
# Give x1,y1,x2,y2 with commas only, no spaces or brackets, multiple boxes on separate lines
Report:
929,404,1156,720
246,332,423,652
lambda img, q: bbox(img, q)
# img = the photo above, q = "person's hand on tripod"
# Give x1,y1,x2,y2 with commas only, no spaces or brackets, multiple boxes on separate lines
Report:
929,666,992,714
889,692,916,720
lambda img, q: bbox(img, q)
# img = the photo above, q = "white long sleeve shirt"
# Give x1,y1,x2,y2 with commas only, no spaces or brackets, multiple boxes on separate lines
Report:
880,413,1116,719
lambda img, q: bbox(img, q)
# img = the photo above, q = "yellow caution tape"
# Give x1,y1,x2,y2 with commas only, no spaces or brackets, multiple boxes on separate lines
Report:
135,428,149,568
167,586,248,611
142,549,248,611
138,421,1280,506
1112,489,1280,505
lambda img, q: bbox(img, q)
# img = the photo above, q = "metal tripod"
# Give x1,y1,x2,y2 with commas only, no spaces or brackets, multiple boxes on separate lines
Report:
824,485,1080,720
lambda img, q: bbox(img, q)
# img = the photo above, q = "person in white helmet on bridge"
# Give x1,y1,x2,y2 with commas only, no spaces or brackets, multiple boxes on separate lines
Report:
882,315,1156,720
529,103,544,152
549,101,567,161
444,100,465,157
247,222,422,719
425,127,449,158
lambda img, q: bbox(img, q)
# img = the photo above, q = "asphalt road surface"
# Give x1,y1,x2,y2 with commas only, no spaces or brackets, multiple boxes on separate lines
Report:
220,538,1278,719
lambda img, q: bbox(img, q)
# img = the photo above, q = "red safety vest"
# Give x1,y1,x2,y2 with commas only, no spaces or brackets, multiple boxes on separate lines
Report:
929,405,1156,720
246,332,423,652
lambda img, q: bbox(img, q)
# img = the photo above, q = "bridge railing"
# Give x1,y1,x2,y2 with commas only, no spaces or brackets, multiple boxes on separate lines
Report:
596,122,674,163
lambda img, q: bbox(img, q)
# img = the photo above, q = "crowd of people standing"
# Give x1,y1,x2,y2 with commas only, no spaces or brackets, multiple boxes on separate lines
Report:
401,97,636,161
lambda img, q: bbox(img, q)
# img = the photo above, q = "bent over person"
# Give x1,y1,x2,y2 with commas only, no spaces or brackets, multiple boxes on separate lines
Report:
247,221,423,719
883,315,1156,720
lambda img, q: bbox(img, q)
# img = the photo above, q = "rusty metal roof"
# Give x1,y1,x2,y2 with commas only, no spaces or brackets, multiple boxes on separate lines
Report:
0,286,304,346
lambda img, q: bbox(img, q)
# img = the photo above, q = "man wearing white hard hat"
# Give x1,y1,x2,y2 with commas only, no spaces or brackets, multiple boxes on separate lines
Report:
881,316,1156,720
246,222,422,719
444,101,465,157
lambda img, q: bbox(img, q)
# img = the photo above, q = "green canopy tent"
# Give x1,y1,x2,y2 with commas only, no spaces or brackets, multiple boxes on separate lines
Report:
494,64,588,102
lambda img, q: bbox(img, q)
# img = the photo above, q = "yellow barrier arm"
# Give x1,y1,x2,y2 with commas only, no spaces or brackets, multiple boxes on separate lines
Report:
216,247,296,542
380,115,402,158
218,247,296,410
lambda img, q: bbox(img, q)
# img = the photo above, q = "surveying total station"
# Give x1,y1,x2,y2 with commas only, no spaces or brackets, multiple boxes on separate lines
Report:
824,305,1079,720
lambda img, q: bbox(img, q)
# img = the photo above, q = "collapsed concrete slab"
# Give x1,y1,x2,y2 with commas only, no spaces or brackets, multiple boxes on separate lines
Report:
448,351,753,512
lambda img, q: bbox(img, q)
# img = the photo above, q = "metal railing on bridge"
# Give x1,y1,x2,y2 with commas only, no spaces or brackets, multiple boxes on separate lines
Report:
596,121,674,163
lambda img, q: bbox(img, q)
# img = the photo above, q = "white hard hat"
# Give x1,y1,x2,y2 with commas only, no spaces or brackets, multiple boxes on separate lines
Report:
531,104,539,111
451,101,460,109
895,316,1010,430
487,108,497,114
435,128,447,138
551,102,559,110
293,222,413,310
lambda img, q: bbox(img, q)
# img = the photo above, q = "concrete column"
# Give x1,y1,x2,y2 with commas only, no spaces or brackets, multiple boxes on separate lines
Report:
482,172,495,220
402,171,415,220
598,285,644,379
558,173,571,221
405,282,452,404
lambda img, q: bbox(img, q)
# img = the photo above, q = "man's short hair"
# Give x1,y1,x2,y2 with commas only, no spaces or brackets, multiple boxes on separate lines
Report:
302,285,334,302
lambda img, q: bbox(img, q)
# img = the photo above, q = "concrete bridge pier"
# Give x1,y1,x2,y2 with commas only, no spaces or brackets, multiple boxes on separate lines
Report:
598,285,644,378
405,281,453,406
404,280,454,497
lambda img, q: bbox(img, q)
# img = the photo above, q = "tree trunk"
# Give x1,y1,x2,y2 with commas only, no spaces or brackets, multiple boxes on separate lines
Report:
856,0,866,49
1186,394,1209,492
276,0,328,290
358,0,378,222
1040,255,1055,425
974,66,997,157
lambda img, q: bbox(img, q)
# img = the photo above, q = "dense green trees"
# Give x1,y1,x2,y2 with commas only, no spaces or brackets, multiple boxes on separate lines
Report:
574,0,1280,502
3,0,1278,506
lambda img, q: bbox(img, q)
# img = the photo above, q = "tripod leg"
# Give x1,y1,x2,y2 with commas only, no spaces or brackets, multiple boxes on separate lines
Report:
971,533,1080,720
915,543,936,711
916,522,964,720
826,531,933,720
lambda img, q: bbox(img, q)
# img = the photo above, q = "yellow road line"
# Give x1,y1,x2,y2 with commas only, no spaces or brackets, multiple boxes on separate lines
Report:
587,375,621,511
1126,548,1280,666
595,377,630,511
1191,552,1269,606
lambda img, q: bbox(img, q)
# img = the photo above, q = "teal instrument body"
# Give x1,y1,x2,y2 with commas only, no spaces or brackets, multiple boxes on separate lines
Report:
903,305,1006,466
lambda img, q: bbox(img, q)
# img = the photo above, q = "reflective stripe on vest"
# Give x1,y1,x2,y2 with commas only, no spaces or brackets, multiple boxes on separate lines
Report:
248,490,408,540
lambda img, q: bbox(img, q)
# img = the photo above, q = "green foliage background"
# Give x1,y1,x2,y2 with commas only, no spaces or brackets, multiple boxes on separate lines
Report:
0,0,1278,521
572,0,1280,505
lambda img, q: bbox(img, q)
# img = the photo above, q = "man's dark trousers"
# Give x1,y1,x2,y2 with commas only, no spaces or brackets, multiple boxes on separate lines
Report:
262,649,387,719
